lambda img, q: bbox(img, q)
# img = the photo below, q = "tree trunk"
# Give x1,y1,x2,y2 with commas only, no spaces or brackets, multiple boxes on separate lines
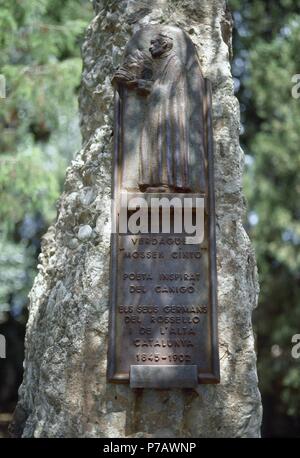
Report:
11,0,262,438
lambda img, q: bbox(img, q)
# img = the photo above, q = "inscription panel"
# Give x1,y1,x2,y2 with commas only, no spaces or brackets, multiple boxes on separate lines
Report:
108,220,219,384
117,232,209,370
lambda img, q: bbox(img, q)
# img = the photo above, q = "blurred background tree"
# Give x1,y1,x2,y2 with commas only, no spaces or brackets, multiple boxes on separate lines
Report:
229,0,300,437
0,0,299,438
0,0,93,433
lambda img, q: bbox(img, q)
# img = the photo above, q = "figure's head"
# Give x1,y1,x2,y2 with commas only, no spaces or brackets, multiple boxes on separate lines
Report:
149,33,173,58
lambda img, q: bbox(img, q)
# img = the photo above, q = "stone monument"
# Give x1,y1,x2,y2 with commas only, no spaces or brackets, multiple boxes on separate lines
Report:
11,1,262,438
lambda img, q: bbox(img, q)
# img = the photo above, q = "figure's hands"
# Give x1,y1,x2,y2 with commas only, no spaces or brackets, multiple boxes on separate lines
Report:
112,68,152,94
112,68,137,88
114,69,133,81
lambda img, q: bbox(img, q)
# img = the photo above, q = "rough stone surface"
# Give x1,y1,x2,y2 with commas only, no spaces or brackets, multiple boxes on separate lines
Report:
12,0,262,438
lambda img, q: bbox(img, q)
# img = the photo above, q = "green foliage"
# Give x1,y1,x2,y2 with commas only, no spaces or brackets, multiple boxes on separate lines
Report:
0,1,93,317
1,58,82,147
229,0,300,436
0,0,90,66
0,145,62,229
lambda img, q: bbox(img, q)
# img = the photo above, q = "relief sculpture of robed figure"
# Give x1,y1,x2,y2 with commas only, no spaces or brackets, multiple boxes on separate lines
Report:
112,26,209,194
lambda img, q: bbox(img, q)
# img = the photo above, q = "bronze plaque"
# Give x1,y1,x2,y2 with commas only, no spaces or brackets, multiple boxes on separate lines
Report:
107,25,219,386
